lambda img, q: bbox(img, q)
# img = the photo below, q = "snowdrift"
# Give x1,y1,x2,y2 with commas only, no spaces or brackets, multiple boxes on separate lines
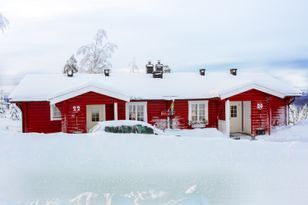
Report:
0,120,308,205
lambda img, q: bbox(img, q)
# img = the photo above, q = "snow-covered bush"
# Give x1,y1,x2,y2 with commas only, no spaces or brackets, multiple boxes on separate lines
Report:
0,13,9,32
9,103,21,120
289,104,308,125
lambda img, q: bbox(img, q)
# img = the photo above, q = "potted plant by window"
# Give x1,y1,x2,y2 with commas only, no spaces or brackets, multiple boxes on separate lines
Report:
189,119,208,128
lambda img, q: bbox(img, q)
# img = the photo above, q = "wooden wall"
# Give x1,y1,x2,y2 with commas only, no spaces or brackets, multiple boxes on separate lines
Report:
56,92,126,133
16,102,61,133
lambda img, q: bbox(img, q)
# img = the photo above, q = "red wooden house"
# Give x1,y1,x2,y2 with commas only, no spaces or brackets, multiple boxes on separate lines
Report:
10,69,302,136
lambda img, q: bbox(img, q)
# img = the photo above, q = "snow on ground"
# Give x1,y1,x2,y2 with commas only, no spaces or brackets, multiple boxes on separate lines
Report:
0,118,21,132
0,119,308,205
259,119,308,143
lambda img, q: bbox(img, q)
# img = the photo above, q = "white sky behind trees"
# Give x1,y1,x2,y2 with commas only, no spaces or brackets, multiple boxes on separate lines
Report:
0,0,308,88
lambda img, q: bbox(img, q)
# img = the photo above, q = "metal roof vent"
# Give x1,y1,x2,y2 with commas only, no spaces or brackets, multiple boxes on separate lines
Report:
146,61,154,74
199,68,206,76
104,69,110,77
230,68,237,76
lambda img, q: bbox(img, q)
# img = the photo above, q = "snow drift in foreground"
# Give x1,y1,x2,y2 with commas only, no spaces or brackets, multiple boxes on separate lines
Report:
0,121,308,205
260,119,308,142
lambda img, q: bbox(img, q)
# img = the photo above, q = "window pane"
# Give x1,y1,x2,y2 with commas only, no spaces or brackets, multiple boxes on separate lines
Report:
129,105,136,120
191,104,198,122
91,108,100,122
231,105,237,118
52,105,61,119
137,105,144,121
199,104,205,121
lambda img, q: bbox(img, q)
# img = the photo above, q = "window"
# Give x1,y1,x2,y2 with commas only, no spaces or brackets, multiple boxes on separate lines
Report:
91,108,100,122
230,105,237,118
126,102,147,122
50,104,61,121
188,101,208,124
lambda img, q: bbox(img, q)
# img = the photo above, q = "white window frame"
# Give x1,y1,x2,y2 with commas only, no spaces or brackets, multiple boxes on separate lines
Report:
125,102,148,122
188,100,209,124
50,104,62,121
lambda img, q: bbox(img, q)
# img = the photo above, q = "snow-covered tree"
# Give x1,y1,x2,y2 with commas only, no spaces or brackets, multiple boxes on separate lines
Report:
129,58,139,73
10,104,21,121
289,104,308,125
0,13,9,32
77,29,117,73
63,55,78,74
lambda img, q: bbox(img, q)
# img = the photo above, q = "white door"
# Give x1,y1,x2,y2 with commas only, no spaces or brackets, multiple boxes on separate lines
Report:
230,101,242,133
243,101,251,134
86,105,106,132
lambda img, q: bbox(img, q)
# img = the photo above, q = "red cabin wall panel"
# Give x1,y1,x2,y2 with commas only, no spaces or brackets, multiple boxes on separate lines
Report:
218,100,226,120
17,102,61,133
172,99,218,129
208,99,218,128
174,100,189,129
57,92,126,133
228,89,288,136
118,103,126,120
270,96,288,126
147,100,168,126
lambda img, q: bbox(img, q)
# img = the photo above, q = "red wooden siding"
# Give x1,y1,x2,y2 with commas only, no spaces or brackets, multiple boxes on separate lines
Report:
271,96,291,126
56,92,126,133
16,89,292,136
218,100,226,120
16,102,61,133
173,100,189,128
146,100,169,126
228,89,289,136
133,99,218,129
172,99,218,129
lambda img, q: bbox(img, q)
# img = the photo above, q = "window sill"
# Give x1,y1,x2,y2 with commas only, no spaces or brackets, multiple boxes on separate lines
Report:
51,118,62,121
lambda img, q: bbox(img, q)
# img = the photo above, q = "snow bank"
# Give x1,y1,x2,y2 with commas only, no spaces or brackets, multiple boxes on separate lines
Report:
1,118,308,204
1,125,308,205
0,118,21,132
259,119,308,142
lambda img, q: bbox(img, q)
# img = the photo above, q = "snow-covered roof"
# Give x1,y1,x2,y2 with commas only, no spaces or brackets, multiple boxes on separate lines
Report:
9,71,302,102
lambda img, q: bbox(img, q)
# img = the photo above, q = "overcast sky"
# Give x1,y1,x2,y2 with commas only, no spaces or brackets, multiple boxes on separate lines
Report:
0,0,308,88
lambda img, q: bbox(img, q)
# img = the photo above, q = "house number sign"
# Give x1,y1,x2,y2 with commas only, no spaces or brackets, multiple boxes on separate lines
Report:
257,103,263,110
73,105,81,112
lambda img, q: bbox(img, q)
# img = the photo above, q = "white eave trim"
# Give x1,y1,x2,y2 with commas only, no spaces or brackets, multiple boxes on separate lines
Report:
219,83,289,99
49,84,130,104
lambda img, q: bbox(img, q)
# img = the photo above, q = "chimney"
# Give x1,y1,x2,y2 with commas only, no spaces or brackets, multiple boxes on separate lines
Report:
199,68,206,76
67,68,74,77
104,69,110,77
146,61,154,74
153,70,163,78
230,68,237,76
155,60,163,72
